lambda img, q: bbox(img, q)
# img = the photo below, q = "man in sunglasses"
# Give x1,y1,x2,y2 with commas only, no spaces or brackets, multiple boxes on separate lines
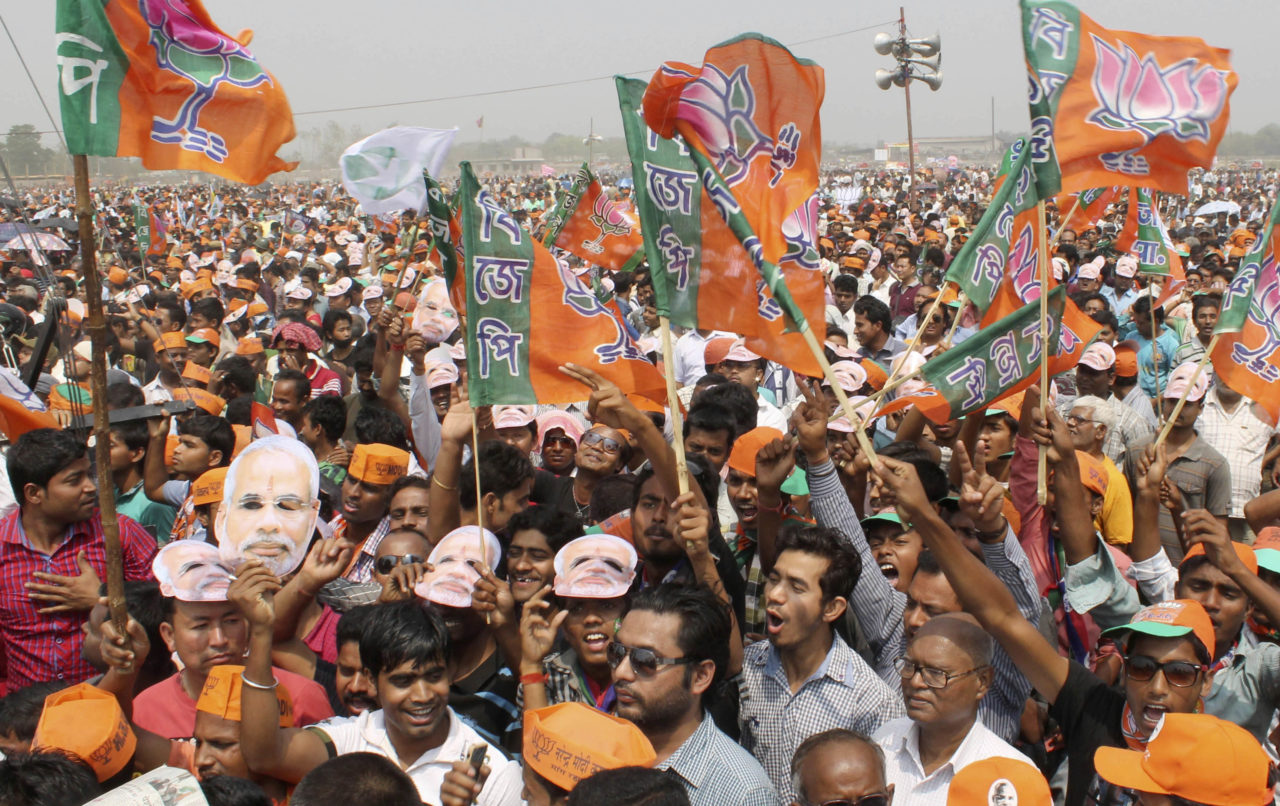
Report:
789,728,893,806
873,454,1217,806
873,614,1032,801
1061,444,1280,752
611,583,777,806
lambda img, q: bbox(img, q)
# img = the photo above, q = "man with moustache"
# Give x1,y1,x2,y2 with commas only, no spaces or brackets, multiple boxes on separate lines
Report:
611,583,776,806
874,614,1032,802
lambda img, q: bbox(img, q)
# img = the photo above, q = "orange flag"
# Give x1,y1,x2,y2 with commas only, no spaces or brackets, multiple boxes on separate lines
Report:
56,0,297,184
642,33,823,266
1023,0,1236,197
542,164,644,273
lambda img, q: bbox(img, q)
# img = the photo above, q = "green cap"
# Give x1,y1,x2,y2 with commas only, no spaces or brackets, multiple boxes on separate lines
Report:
861,511,904,529
1255,548,1280,576
780,468,808,497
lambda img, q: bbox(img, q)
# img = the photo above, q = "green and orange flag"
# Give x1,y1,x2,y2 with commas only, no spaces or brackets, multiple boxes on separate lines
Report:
624,34,826,376
56,0,297,184
457,163,664,407
1055,185,1122,232
1113,186,1182,277
1212,202,1280,424
542,164,644,272
617,76,821,377
878,287,1069,424
944,138,1044,318
1022,0,1236,198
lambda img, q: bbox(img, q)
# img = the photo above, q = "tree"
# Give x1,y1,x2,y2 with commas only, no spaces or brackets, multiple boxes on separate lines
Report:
1,124,56,177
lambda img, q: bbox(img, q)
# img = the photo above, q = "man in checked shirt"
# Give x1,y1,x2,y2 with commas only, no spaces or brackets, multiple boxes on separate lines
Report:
0,429,156,690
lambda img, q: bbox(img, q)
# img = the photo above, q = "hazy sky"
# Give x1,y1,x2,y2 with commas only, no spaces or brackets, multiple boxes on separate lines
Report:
4,0,1275,159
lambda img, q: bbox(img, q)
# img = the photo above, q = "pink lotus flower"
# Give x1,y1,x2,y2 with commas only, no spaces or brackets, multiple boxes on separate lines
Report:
664,63,771,185
1088,35,1229,145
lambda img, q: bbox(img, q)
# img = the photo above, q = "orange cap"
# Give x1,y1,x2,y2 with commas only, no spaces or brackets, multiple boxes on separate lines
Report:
1113,343,1139,377
1181,540,1258,576
1093,713,1273,805
859,358,889,391
702,336,736,367
235,337,264,356
178,387,226,416
1076,451,1108,497
31,683,137,782
107,267,127,285
192,467,228,506
153,331,187,352
197,665,294,728
186,327,221,347
727,426,785,477
985,390,1026,422
948,757,1051,806
166,255,184,269
231,424,251,459
182,362,211,385
1102,600,1215,662
348,443,410,485
523,703,657,791
182,277,215,298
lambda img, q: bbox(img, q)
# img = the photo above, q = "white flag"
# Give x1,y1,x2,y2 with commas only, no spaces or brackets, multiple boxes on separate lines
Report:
340,126,458,216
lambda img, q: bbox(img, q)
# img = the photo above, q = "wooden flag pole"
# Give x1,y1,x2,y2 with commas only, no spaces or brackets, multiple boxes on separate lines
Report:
870,280,953,406
1150,290,1165,426
1053,195,1083,248
73,155,129,642
470,407,491,624
941,292,968,349
1152,334,1218,450
798,325,878,464
1036,200,1051,506
658,316,690,499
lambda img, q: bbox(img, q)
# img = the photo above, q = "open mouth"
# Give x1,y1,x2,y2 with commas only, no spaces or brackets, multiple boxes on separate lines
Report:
879,563,901,589
766,609,785,636
583,632,610,653
402,702,439,727
736,506,758,521
1140,704,1168,728
510,573,541,589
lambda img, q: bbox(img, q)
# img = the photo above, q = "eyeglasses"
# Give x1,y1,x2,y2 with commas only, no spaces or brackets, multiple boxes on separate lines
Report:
1065,414,1095,426
798,795,890,806
895,657,988,689
582,431,622,454
543,435,576,449
606,641,694,676
374,554,424,576
1123,654,1207,688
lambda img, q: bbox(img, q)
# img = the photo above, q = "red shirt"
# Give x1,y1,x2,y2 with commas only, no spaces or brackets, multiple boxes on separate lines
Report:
134,667,334,739
0,509,157,689
304,362,343,398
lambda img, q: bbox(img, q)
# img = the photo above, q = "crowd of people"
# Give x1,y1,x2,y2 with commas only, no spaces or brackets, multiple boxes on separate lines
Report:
0,157,1276,806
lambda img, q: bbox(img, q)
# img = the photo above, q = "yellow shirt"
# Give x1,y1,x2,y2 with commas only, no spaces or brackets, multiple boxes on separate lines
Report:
1094,455,1134,545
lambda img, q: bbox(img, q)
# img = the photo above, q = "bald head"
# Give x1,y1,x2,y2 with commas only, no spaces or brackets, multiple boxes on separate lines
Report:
911,612,992,668
790,729,889,806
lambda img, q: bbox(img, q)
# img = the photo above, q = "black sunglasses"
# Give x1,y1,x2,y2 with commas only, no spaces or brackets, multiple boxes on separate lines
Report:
582,431,622,453
606,641,694,676
1124,654,1206,688
374,554,424,576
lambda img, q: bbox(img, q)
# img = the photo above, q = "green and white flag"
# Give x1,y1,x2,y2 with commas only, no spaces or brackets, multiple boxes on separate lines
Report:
339,126,458,215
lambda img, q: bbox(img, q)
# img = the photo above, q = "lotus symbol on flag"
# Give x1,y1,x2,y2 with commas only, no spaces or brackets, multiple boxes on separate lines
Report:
1088,36,1229,146
582,192,633,254
1231,257,1280,382
669,64,772,186
141,0,272,162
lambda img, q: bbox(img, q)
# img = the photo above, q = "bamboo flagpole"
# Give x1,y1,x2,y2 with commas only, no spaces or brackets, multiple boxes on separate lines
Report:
1036,200,1051,505
868,280,953,407
72,155,129,640
798,326,878,464
470,407,490,625
658,317,691,501
941,292,968,349
1153,335,1218,449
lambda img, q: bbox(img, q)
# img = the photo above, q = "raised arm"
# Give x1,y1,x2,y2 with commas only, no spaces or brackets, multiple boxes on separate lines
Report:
1029,404,1094,566
674,491,743,675
1245,488,1280,535
230,562,332,783
427,387,474,543
874,455,1070,703
1185,509,1280,634
142,415,171,503
95,612,175,772
753,436,796,575
271,537,351,643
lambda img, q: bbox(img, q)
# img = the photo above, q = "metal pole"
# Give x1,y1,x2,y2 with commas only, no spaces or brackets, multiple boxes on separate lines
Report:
900,7,916,205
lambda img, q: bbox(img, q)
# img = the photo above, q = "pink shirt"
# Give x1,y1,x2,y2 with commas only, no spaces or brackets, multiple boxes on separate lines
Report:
134,666,334,739
303,605,342,666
